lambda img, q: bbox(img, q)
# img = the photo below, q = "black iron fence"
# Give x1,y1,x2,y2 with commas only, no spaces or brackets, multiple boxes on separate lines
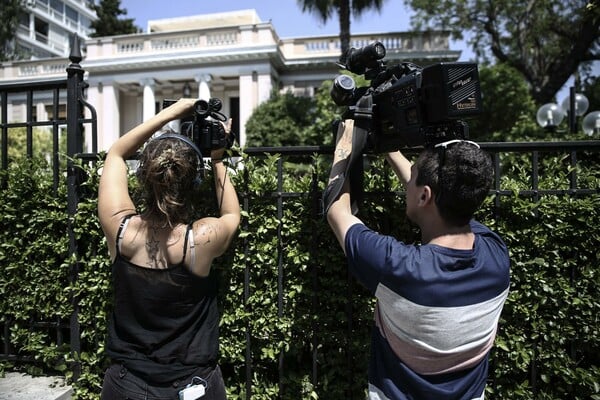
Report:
0,35,96,380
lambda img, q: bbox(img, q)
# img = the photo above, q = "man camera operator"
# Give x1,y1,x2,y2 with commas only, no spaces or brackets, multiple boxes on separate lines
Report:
325,119,510,400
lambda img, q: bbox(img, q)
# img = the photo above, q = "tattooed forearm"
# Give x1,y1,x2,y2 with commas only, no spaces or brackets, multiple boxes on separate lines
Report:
336,148,350,160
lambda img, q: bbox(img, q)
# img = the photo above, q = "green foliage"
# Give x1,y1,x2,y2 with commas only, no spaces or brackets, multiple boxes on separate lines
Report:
0,156,111,397
405,0,600,104
1,138,599,399
0,157,72,376
471,63,537,141
581,74,600,113
90,0,140,38
305,79,348,147
1,126,67,167
0,0,24,61
245,91,318,147
245,77,364,148
481,150,600,399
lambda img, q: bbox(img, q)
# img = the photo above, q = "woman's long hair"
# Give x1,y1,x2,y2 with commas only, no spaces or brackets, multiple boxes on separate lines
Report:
136,133,201,227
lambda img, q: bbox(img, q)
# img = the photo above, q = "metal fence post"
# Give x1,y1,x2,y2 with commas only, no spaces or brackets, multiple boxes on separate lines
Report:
66,33,84,380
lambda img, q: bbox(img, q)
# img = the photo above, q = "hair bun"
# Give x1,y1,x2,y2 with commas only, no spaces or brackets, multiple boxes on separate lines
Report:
156,148,177,171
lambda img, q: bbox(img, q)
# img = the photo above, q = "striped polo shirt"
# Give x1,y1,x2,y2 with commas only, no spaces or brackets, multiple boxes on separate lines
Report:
345,220,510,400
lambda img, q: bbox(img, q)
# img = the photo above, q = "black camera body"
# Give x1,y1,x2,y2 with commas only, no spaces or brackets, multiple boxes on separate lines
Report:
163,98,230,155
330,42,483,152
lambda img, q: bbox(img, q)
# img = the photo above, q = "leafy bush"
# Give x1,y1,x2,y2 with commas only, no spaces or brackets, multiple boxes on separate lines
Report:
0,144,599,399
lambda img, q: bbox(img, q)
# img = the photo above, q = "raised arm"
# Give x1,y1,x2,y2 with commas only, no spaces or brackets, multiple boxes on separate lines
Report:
188,121,241,276
326,119,363,252
386,150,413,187
98,98,197,257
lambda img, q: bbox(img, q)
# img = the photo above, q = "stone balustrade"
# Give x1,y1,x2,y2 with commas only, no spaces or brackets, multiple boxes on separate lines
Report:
0,23,452,80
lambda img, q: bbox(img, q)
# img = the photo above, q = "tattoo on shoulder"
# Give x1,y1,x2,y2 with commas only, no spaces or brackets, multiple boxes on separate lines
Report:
197,222,218,245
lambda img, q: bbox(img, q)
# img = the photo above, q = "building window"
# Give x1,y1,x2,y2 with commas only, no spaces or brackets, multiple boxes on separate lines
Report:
80,15,91,29
50,0,63,15
65,5,77,22
65,5,78,29
19,13,29,29
34,17,49,44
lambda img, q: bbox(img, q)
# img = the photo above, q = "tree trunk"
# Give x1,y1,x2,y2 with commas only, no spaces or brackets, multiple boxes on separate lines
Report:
339,0,351,62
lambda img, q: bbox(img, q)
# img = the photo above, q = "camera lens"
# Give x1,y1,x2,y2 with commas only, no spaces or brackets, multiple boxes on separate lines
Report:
194,100,210,116
330,75,356,106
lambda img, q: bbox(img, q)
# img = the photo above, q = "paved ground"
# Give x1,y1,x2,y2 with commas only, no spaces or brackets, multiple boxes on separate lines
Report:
0,372,71,400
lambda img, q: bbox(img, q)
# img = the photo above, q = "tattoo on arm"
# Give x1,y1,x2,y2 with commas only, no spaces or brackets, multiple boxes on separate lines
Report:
336,148,350,160
198,222,218,245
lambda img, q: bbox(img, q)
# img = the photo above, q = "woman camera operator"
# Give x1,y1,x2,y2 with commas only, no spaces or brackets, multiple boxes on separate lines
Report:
98,98,240,400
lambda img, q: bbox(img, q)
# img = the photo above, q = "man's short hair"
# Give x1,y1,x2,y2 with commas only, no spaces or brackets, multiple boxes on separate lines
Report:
415,141,492,226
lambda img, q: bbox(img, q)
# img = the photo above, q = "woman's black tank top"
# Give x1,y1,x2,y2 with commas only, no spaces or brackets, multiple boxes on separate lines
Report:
105,216,219,384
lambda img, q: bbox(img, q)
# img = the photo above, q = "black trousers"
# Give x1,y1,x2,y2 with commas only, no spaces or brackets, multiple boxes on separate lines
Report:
101,364,227,400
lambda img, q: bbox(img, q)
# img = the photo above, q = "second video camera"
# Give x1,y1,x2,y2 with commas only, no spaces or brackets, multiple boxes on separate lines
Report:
163,98,231,154
331,41,483,152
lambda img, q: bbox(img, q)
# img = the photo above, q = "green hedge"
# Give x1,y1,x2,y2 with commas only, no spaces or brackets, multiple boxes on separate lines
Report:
0,149,599,399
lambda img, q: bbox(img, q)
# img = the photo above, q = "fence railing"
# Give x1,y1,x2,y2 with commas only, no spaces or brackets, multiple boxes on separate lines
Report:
1,35,97,380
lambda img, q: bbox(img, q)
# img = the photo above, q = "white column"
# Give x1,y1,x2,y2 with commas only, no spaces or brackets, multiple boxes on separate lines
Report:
82,85,95,153
29,14,35,40
238,72,256,148
195,74,212,101
87,81,120,152
85,83,99,152
35,103,47,122
140,78,156,122
257,73,273,104
237,70,272,148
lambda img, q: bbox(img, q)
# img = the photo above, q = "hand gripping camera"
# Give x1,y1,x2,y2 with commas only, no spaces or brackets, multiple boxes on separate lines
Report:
163,98,234,155
330,41,483,152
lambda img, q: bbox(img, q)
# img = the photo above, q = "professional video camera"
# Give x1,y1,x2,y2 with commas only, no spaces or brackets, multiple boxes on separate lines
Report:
162,98,232,154
330,41,483,152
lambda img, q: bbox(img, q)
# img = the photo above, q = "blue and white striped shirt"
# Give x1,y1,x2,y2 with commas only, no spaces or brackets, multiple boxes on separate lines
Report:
345,220,510,400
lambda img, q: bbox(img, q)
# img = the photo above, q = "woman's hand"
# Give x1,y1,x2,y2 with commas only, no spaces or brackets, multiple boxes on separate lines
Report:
163,98,197,121
210,118,233,160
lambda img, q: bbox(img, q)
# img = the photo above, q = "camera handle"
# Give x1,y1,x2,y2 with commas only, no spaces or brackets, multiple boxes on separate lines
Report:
208,110,227,122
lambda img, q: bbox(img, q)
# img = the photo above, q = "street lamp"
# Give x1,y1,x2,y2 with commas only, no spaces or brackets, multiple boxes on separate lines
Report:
582,111,600,136
536,103,565,130
561,87,589,133
536,86,599,136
